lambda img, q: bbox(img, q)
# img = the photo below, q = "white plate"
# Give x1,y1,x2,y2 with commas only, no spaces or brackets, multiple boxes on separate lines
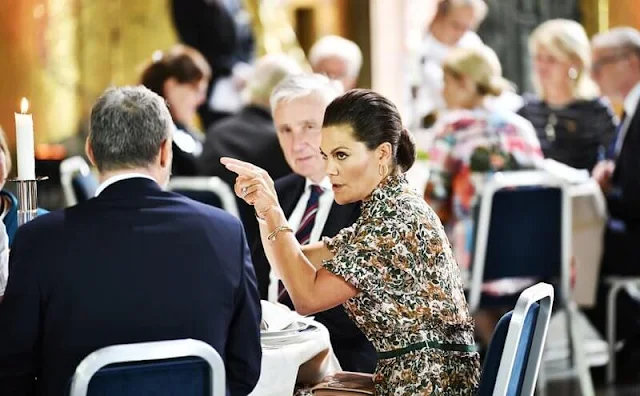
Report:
261,321,309,338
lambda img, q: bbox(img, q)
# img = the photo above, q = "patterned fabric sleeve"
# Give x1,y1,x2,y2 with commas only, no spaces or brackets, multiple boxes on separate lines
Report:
322,224,386,293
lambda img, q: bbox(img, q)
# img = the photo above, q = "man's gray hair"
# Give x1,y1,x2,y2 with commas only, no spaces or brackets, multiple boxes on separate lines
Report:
89,86,173,172
309,35,363,78
592,27,640,53
270,73,343,111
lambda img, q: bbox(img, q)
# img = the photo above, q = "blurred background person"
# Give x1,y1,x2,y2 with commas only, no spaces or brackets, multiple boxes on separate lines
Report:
171,0,254,129
518,19,617,172
588,27,640,381
424,46,543,346
411,0,488,129
308,35,363,91
140,44,211,176
0,127,47,246
198,54,301,243
0,222,8,303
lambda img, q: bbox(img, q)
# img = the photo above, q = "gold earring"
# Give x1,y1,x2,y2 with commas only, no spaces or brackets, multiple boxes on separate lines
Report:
378,164,388,177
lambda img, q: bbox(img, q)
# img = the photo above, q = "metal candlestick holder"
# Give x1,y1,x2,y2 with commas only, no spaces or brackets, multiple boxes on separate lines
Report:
10,177,48,226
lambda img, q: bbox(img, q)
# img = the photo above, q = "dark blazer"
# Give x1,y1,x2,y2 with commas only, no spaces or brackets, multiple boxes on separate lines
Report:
251,174,377,373
602,107,640,275
198,105,292,243
172,122,204,177
0,178,261,396
170,0,253,129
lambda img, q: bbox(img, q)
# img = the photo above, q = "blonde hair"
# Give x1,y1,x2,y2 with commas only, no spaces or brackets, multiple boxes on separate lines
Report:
0,126,11,174
443,45,513,97
529,19,599,100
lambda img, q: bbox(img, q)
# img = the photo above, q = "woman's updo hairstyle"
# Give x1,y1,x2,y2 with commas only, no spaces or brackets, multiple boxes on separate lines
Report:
322,89,416,172
140,45,211,98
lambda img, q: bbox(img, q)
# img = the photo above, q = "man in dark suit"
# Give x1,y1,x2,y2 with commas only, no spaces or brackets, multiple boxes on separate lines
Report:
0,86,261,396
171,0,254,129
251,74,377,373
199,54,301,245
590,27,640,382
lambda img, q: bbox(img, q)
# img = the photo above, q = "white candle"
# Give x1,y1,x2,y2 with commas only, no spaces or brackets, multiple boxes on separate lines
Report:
14,98,36,180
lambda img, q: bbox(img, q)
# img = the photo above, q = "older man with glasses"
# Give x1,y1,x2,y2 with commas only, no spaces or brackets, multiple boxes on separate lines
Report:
589,26,640,383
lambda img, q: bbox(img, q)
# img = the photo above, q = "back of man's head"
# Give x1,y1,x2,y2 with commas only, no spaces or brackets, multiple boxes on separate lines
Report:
89,86,173,173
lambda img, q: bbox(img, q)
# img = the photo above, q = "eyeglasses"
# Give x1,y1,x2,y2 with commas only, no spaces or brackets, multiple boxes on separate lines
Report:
591,51,633,74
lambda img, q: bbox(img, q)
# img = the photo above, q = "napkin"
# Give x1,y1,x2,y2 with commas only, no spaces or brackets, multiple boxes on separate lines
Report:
260,300,306,332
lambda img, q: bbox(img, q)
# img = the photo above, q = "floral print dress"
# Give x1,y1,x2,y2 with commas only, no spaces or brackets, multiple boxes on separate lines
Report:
322,174,480,395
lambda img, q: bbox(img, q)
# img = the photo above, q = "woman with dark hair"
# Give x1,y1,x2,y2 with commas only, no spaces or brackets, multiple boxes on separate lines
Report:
140,45,211,176
222,89,480,395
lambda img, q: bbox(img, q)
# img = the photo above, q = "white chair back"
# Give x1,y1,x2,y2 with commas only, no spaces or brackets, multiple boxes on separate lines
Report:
60,156,92,207
494,282,554,396
468,170,572,312
69,339,225,396
167,176,239,218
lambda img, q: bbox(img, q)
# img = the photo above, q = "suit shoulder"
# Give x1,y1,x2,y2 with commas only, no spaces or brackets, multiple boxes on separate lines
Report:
274,173,303,193
11,207,67,244
178,196,242,229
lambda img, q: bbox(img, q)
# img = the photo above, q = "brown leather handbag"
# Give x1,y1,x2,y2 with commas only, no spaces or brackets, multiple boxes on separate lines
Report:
311,372,375,395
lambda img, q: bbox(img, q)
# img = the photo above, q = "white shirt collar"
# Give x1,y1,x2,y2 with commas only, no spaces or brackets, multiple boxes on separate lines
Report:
95,173,157,197
304,176,332,192
623,81,640,116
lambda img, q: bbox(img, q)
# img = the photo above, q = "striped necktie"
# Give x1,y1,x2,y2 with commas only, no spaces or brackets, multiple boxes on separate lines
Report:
295,185,324,245
607,111,627,160
278,185,324,302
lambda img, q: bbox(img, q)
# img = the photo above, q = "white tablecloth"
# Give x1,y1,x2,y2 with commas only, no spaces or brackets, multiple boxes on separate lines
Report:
569,180,607,307
250,320,341,396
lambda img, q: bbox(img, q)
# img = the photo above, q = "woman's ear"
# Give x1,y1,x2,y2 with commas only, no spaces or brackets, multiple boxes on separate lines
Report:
376,142,393,164
85,138,97,167
159,138,172,168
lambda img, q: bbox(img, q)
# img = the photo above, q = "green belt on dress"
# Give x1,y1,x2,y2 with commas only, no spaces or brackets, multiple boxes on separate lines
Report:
377,340,477,360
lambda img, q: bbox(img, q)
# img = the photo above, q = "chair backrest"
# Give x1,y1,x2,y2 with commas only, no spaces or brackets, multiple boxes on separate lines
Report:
468,171,572,312
478,282,554,396
69,339,225,396
167,177,239,218
60,156,97,206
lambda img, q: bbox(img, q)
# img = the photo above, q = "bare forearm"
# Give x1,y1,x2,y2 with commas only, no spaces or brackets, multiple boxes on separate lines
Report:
260,208,317,304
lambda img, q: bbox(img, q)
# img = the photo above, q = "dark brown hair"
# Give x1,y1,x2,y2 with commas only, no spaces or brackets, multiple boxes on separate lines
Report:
140,45,211,98
322,89,416,172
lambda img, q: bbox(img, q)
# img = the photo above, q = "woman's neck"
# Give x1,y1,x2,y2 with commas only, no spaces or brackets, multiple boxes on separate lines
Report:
544,86,574,107
460,95,485,110
429,20,455,47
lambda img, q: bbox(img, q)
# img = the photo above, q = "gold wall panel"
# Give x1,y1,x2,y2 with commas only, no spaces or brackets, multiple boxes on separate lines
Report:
0,0,177,155
608,0,640,29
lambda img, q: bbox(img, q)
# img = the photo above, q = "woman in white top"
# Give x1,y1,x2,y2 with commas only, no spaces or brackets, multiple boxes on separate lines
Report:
0,221,10,302
411,0,487,129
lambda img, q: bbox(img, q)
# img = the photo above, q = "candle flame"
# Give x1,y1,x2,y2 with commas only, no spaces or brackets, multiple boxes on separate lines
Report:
20,98,29,114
